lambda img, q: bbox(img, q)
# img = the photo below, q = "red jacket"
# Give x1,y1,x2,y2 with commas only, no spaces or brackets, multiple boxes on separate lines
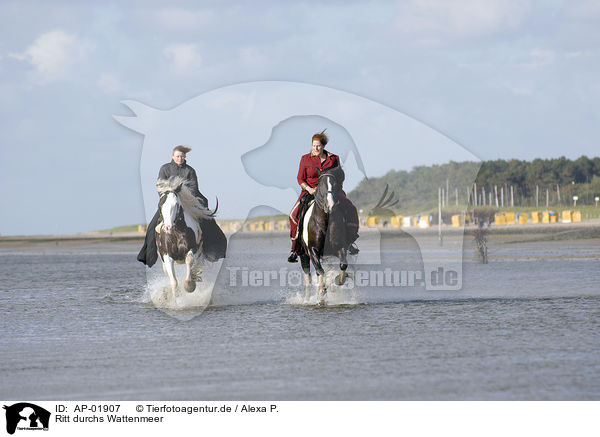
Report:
297,151,340,189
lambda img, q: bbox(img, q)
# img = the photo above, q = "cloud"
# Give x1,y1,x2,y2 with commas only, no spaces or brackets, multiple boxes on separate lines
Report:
163,43,202,75
395,0,532,46
9,29,89,81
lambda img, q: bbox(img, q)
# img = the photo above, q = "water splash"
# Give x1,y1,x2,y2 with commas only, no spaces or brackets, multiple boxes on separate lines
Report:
142,259,223,319
144,276,212,310
284,269,364,306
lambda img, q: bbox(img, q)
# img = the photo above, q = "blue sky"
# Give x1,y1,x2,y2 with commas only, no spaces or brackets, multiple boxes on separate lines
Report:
1,0,599,235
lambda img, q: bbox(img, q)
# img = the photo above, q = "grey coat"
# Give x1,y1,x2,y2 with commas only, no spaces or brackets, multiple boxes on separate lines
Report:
158,160,208,207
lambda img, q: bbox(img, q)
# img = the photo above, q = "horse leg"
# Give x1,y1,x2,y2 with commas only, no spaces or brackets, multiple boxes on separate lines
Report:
309,247,327,303
183,250,196,293
317,274,326,305
300,254,311,300
163,254,178,298
336,248,348,285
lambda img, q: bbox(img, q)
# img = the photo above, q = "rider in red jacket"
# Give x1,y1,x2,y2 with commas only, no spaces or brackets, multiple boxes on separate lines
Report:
288,131,359,262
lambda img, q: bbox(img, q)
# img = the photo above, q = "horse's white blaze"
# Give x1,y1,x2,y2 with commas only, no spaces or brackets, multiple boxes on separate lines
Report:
326,178,334,212
161,192,180,231
302,202,315,247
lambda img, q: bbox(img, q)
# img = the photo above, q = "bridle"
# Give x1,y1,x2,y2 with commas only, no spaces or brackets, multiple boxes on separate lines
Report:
159,191,184,230
317,172,339,213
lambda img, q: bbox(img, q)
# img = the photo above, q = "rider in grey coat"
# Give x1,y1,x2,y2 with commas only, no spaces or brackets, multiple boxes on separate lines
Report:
137,145,226,266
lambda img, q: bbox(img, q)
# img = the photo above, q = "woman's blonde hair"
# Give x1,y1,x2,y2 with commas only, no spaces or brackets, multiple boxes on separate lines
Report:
173,145,192,154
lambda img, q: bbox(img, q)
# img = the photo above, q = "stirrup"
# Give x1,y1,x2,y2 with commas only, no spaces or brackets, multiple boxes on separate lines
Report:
348,243,359,255
287,252,298,263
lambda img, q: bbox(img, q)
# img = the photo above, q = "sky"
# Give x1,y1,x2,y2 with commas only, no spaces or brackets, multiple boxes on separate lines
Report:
1,0,599,235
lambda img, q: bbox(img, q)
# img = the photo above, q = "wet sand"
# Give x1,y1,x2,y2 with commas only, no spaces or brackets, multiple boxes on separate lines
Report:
1,219,599,251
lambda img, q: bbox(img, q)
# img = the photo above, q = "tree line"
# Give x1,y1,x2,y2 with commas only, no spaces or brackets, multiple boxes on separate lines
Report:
347,156,600,214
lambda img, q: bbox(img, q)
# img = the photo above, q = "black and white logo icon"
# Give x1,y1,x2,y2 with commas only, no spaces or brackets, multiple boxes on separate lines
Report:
3,403,50,435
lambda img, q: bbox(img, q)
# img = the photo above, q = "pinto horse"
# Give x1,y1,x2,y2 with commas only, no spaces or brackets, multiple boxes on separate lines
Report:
156,177,216,298
299,165,350,303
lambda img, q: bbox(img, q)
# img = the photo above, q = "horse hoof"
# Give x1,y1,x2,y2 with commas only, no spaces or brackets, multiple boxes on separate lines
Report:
184,281,196,293
336,274,346,285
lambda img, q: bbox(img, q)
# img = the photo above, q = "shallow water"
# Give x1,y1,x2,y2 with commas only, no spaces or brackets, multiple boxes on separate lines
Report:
1,235,599,400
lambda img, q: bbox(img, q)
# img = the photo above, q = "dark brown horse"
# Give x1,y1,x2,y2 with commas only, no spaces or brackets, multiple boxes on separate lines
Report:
299,165,349,303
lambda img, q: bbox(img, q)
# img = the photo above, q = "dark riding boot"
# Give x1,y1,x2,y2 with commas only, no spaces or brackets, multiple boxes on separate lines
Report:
137,210,161,267
288,236,302,262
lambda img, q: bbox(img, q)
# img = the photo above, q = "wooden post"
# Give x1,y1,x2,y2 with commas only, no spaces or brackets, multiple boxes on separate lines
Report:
557,184,561,205
482,186,486,206
546,188,549,208
536,185,539,208
455,187,459,206
474,183,478,206
501,186,504,207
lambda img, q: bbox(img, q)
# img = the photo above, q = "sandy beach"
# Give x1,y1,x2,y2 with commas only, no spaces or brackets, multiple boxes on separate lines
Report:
2,219,599,250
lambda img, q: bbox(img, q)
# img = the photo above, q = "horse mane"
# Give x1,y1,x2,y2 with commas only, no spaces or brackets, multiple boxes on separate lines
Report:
156,177,211,221
320,165,345,185
315,165,345,210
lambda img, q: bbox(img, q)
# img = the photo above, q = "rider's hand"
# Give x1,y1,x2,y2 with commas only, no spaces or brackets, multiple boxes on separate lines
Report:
307,187,316,195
